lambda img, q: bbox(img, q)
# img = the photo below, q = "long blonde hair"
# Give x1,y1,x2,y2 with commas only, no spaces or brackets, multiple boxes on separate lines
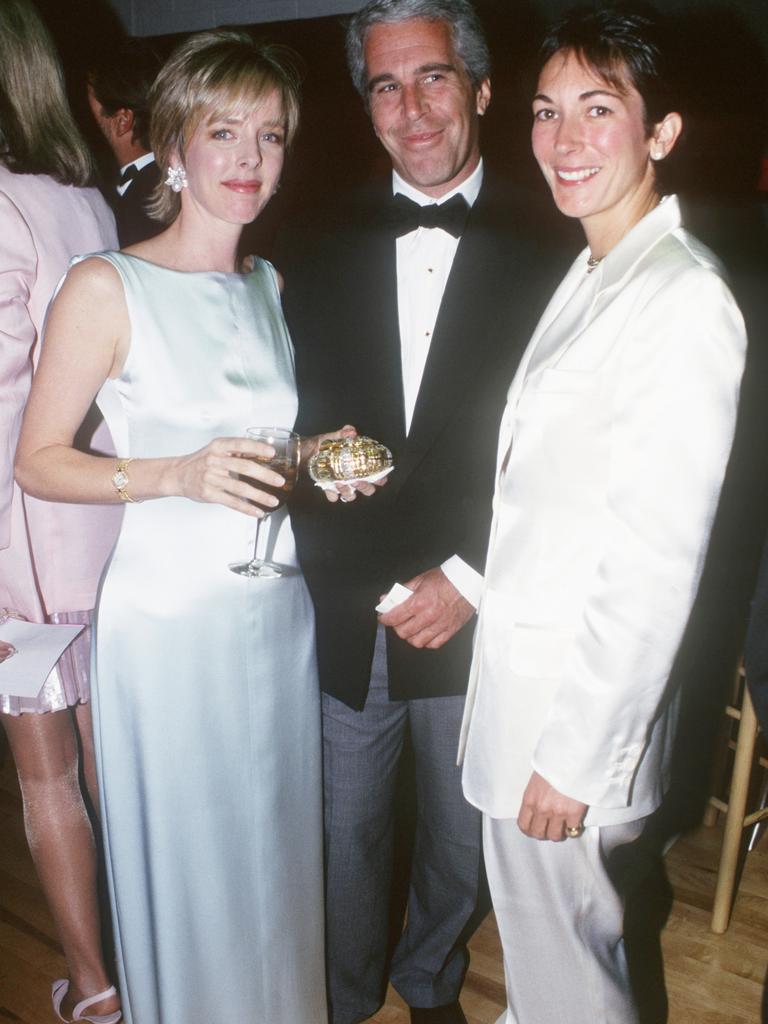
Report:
0,0,94,186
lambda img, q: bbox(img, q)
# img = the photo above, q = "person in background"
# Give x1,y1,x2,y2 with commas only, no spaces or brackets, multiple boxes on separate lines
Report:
277,1,572,1021
0,0,122,1021
458,6,746,1022
87,37,162,245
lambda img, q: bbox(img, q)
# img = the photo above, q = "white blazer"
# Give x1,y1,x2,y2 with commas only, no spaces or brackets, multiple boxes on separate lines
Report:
459,196,746,827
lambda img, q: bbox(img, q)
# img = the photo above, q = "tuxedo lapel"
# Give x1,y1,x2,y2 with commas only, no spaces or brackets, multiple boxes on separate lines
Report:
341,195,407,455
397,183,513,485
113,159,162,245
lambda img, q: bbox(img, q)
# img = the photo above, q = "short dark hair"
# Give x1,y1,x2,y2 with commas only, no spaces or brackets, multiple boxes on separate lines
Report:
88,38,162,151
346,0,490,105
539,3,676,133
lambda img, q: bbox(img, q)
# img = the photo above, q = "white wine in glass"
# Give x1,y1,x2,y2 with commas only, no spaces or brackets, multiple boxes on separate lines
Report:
229,427,300,578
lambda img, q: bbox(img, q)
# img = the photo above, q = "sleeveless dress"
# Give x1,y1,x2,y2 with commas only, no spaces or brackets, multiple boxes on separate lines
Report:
87,251,326,1024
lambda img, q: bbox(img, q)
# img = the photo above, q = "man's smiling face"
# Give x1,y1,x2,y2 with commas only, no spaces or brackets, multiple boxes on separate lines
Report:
365,17,490,199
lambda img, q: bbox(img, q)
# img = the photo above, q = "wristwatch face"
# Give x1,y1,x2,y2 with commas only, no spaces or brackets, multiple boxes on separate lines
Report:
113,469,129,489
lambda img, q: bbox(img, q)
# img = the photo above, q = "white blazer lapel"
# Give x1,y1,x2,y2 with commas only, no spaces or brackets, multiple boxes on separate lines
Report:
495,254,592,477
495,198,687,479
525,271,602,378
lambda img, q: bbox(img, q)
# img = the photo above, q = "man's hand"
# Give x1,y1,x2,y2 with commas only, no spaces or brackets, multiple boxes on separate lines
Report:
302,426,385,504
0,608,26,663
517,771,588,842
377,567,474,649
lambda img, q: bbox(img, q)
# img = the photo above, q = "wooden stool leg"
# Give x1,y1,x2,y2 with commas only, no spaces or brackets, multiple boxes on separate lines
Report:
705,666,744,829
703,803,720,827
711,690,759,933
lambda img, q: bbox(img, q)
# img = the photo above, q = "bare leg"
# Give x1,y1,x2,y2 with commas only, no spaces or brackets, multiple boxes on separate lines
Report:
2,706,120,1018
74,702,100,819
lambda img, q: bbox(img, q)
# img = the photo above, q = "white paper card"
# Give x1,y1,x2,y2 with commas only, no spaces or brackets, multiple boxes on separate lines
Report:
376,583,414,614
313,465,394,494
0,620,84,698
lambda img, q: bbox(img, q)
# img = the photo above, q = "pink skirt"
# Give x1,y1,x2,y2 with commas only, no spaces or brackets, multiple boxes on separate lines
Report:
0,609,93,716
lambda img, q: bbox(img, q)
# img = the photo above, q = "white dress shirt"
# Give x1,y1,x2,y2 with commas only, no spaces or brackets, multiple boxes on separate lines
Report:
392,160,483,607
116,151,156,196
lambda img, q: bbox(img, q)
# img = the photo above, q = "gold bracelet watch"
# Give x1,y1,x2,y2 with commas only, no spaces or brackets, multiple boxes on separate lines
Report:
111,458,136,503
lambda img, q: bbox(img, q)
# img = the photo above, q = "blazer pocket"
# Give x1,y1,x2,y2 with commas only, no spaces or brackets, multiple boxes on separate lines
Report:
507,624,573,679
530,367,598,395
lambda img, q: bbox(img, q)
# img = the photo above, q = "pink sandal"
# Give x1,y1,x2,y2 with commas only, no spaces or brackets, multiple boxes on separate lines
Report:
51,979,122,1024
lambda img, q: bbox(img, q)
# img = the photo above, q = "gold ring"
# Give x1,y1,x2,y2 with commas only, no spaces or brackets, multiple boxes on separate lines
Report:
566,825,584,838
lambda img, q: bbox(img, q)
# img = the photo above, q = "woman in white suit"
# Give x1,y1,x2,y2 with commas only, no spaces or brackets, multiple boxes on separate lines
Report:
459,6,746,1023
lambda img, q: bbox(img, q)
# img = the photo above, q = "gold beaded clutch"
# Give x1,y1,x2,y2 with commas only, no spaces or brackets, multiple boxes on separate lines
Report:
308,436,393,483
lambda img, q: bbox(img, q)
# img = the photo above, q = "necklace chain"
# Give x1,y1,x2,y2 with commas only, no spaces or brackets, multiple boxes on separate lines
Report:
586,253,603,273
585,195,662,275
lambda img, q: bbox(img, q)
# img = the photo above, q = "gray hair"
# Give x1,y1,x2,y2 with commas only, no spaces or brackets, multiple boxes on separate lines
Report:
346,0,490,103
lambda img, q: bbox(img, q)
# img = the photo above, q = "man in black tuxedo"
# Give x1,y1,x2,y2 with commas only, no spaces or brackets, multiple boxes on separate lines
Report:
87,38,162,246
279,2,573,1022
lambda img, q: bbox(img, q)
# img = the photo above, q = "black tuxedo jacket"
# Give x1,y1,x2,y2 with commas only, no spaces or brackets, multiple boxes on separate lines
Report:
278,173,577,709
112,160,162,246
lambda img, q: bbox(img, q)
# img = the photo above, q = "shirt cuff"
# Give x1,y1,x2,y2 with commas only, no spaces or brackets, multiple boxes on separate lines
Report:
441,555,483,610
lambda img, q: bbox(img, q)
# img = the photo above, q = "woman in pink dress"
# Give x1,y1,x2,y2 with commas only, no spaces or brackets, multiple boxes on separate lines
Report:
0,2,122,1021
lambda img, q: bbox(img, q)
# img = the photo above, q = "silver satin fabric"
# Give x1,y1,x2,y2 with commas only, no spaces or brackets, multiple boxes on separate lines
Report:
484,814,645,1024
88,251,326,1024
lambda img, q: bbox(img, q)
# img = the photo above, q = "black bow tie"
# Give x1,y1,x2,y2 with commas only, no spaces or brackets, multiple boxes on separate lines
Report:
389,192,470,238
118,164,138,186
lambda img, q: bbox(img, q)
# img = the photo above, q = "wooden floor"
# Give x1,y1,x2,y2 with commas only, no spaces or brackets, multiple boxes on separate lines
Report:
372,820,768,1023
1,750,766,1024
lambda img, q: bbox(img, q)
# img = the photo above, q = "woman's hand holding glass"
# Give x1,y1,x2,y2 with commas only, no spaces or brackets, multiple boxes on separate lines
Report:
229,427,300,578
171,434,286,515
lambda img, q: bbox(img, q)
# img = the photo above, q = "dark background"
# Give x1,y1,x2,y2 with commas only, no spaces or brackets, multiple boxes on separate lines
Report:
34,0,768,260
96,0,768,61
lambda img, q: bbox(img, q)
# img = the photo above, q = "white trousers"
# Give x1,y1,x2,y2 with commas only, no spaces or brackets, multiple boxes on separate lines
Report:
483,814,646,1024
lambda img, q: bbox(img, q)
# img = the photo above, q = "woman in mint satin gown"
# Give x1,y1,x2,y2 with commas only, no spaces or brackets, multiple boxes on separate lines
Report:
16,30,336,1024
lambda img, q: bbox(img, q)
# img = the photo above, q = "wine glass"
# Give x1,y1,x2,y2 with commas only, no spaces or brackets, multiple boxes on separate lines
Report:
229,427,300,579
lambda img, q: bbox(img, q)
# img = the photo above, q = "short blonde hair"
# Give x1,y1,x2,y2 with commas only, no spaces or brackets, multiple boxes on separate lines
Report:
147,29,301,224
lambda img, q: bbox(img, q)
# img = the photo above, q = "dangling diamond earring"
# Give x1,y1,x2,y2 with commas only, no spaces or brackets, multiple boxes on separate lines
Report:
165,165,188,192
